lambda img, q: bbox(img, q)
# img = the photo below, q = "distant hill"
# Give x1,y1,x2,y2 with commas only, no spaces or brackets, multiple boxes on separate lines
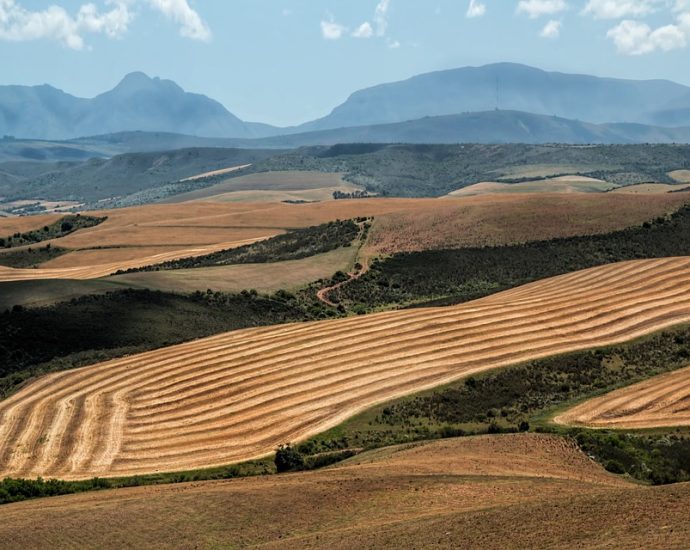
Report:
238,110,690,147
295,63,690,132
0,147,281,202
0,73,279,140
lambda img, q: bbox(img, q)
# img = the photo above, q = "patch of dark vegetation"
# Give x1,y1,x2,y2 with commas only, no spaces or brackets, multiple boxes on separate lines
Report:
0,288,336,398
123,219,367,273
332,190,371,200
0,244,69,268
274,443,358,473
303,324,690,485
573,431,690,485
334,205,690,309
0,214,105,249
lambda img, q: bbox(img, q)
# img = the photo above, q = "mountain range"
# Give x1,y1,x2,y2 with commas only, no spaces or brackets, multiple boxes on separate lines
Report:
3,63,690,144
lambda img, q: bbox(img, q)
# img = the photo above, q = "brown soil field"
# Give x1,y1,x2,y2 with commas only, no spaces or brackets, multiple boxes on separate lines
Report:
3,257,690,480
185,184,363,204
554,364,690,429
3,434,690,549
367,193,690,254
160,171,355,203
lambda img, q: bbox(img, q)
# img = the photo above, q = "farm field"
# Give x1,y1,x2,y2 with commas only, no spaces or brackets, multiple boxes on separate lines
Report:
107,246,358,294
2,433,690,549
0,237,264,281
3,257,690,479
366,193,690,254
445,175,616,197
2,193,687,281
159,170,359,203
554,364,690,430
610,183,690,194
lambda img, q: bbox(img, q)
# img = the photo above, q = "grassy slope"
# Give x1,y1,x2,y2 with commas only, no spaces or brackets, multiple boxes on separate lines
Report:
3,434,690,550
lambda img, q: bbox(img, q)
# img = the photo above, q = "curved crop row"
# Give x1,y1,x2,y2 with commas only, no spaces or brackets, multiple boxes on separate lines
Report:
554,364,690,429
2,257,690,479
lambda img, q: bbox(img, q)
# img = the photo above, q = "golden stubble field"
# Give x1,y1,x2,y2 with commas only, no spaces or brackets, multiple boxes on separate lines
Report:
554,363,690,430
3,257,690,480
1,433,689,549
0,193,687,281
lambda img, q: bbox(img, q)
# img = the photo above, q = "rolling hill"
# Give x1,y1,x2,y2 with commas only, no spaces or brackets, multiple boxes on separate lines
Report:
6,434,687,549
2,257,690,479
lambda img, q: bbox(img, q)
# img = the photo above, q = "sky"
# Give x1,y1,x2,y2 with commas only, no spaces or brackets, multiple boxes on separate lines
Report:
1,0,690,126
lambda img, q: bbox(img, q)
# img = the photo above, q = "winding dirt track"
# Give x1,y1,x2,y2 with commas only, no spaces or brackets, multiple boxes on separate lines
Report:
554,364,690,429
0,237,264,281
4,257,690,479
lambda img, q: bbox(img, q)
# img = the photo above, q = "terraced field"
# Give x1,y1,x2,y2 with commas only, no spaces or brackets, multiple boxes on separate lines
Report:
554,364,690,429
3,257,690,479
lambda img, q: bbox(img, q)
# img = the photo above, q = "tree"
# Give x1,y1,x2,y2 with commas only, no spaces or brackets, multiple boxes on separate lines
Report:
274,444,304,473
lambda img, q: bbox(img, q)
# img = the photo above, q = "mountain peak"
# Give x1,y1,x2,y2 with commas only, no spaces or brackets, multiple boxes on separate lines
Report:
111,72,182,96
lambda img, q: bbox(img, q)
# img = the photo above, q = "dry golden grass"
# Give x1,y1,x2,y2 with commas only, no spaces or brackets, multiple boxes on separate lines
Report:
0,238,263,281
179,164,252,182
3,434,690,549
3,257,690,479
554,364,690,430
107,246,358,294
446,176,614,197
610,183,690,194
670,170,690,183
0,193,687,280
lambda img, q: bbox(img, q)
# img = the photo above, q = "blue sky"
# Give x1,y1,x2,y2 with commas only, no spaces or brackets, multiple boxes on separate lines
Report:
1,0,690,126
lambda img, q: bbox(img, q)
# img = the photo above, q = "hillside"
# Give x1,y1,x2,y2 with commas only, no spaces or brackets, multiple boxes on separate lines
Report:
0,73,278,140
7,434,685,549
0,147,280,202
2,257,690,479
297,63,690,131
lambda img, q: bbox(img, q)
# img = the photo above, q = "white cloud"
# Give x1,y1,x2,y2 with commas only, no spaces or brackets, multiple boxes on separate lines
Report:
323,0,396,44
320,17,347,40
582,0,663,19
0,0,210,48
516,0,568,18
387,38,401,48
607,18,687,53
466,0,486,18
0,0,132,50
146,0,210,41
352,21,373,38
374,0,390,36
540,19,562,37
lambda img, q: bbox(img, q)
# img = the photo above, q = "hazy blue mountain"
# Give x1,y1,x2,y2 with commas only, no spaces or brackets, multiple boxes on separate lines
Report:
296,63,690,132
0,73,278,140
230,110,690,147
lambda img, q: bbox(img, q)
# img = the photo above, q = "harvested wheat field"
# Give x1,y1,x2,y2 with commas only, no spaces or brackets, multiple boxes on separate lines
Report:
3,257,690,479
554,363,690,430
0,237,264,281
0,194,687,276
445,175,615,197
2,434,689,549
